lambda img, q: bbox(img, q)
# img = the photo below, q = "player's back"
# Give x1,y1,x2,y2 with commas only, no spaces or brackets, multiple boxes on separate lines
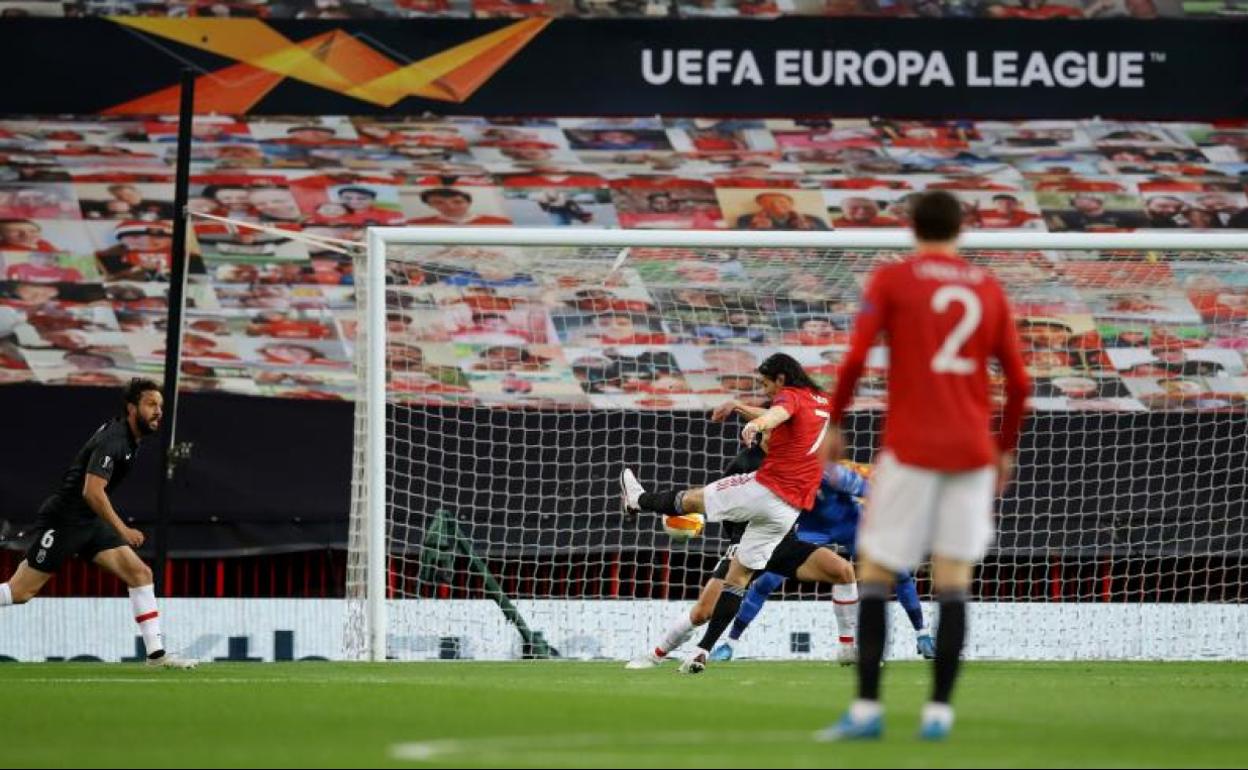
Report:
755,385,831,511
874,253,1016,471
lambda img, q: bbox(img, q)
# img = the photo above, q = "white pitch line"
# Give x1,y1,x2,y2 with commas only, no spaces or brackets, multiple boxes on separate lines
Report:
390,730,809,762
1,677,432,684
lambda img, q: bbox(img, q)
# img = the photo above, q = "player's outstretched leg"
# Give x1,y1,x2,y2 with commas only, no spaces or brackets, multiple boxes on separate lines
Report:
895,571,934,659
93,547,198,669
627,578,722,669
627,609,694,669
712,570,784,661
620,470,702,519
0,561,53,608
681,558,751,674
788,545,858,664
832,582,859,665
620,469,646,515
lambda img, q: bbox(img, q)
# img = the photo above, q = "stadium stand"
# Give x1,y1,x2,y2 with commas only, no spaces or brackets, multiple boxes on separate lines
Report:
2,116,1248,410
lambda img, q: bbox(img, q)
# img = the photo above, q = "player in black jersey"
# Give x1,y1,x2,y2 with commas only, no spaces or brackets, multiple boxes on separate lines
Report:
0,378,197,667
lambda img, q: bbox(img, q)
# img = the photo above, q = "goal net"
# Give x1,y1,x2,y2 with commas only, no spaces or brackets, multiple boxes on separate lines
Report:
346,228,1248,662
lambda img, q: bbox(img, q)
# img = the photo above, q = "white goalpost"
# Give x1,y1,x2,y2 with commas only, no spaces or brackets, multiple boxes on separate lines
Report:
347,227,1248,663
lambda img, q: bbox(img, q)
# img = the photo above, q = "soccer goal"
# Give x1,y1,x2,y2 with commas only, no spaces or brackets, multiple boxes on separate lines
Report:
346,227,1248,662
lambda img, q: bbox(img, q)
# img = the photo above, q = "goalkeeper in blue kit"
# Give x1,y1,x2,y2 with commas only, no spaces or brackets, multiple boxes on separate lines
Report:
710,459,936,662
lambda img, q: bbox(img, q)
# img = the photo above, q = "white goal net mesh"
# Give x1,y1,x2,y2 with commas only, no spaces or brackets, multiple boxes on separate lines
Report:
346,236,1248,661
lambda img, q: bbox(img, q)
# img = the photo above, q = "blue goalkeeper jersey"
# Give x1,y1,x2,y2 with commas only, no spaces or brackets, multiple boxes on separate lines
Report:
794,462,871,553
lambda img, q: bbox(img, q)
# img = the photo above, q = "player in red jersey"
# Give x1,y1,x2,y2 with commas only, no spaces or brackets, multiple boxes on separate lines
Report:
818,191,1031,742
620,353,833,674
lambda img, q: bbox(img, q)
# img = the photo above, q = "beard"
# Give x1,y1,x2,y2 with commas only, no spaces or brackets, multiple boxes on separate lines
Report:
136,415,160,436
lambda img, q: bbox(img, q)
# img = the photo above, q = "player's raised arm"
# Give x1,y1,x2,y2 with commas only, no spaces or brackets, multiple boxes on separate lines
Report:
740,403,791,447
823,461,870,499
711,399,768,423
994,286,1032,494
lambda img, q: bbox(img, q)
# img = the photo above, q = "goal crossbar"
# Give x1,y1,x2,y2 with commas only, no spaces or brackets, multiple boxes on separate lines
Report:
368,226,1248,252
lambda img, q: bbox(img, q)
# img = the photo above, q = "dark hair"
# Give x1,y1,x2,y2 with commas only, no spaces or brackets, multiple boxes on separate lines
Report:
992,194,1020,202
757,352,821,392
911,190,963,242
420,187,471,204
123,377,161,414
338,186,377,199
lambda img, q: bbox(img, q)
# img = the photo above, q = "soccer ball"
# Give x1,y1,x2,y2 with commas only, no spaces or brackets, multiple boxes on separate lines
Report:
663,513,704,541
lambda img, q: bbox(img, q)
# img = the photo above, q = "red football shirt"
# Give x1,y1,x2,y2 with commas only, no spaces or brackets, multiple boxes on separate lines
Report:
831,252,1030,471
755,386,832,510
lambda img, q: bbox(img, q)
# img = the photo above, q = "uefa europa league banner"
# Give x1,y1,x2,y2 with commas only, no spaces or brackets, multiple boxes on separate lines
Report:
0,17,1246,118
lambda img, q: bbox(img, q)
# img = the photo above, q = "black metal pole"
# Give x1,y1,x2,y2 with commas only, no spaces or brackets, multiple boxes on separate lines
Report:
154,68,195,596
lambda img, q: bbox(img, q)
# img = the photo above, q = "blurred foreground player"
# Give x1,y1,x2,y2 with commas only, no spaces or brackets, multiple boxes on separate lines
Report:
0,378,198,668
819,191,1029,741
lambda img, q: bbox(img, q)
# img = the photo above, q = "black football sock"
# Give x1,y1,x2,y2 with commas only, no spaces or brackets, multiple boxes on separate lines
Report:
857,581,889,702
637,489,683,514
693,583,746,652
932,588,969,705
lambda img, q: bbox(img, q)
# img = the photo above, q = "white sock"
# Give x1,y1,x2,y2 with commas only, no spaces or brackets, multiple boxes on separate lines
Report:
128,584,165,658
850,699,882,722
832,582,859,646
0,583,12,606
922,702,954,728
655,610,700,656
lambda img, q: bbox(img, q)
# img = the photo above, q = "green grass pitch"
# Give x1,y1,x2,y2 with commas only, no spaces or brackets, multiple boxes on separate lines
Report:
3,661,1245,768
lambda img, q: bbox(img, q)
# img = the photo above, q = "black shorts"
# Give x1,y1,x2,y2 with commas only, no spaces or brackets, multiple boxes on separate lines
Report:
712,538,829,581
25,519,125,574
763,535,824,580
710,544,739,581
